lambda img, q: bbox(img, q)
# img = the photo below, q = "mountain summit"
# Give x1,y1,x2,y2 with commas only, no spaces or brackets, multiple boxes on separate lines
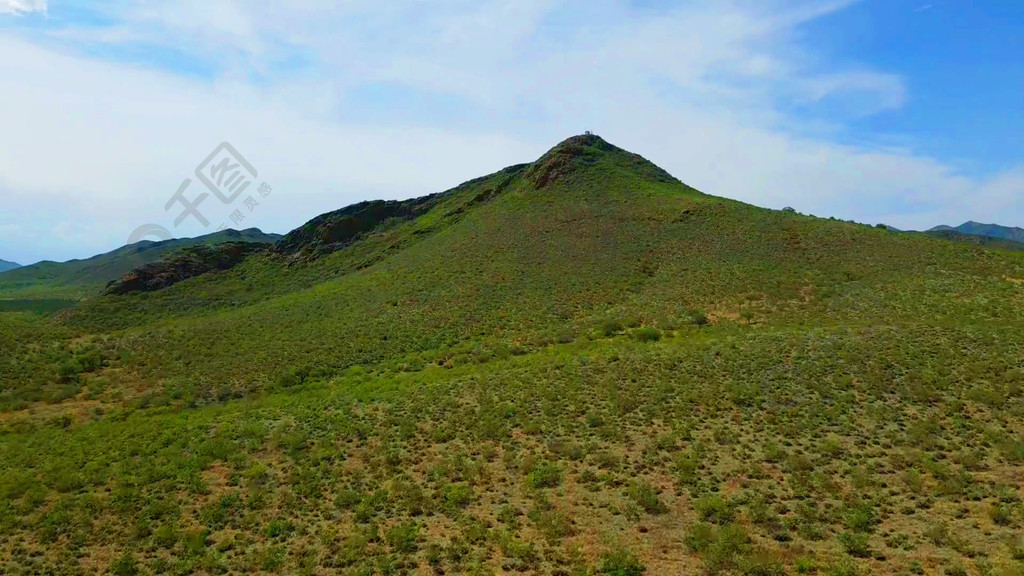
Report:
524,133,678,189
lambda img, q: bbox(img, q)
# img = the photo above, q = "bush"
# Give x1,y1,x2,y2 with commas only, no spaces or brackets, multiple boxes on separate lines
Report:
275,366,310,388
695,495,735,524
600,320,625,337
528,507,574,542
988,503,1013,526
111,551,138,576
687,522,750,573
599,548,645,576
838,531,871,558
528,462,563,489
631,327,662,343
442,484,473,514
689,310,710,326
386,521,419,553
842,502,878,533
628,482,667,514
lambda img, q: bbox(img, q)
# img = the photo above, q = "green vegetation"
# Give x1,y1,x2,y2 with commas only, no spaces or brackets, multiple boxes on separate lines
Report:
1,135,1023,574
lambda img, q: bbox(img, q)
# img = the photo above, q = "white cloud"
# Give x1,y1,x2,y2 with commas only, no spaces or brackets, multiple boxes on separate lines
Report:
0,0,1020,264
0,0,45,16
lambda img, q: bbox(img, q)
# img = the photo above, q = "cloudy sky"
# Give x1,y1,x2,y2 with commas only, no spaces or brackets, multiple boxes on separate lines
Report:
0,0,1022,264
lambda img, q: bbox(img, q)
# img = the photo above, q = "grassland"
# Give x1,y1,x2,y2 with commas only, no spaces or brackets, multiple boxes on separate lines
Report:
1,135,1023,575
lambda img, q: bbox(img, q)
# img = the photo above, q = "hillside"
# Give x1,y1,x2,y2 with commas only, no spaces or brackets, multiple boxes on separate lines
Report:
0,228,280,299
2,135,1024,576
930,221,1024,244
0,259,20,273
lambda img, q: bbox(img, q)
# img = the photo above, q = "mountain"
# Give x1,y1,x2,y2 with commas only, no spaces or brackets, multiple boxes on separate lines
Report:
929,220,1024,243
0,259,20,273
923,229,1024,252
3,135,1024,575
0,227,280,298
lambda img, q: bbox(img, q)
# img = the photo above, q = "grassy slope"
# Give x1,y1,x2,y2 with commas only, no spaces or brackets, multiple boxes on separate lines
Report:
2,136,1024,575
0,228,281,299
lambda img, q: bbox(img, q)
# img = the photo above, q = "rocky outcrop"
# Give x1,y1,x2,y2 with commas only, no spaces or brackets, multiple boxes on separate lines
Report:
104,242,268,295
274,196,443,258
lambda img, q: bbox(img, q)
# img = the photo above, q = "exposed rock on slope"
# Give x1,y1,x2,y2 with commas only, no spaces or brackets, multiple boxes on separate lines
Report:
274,197,444,258
104,242,269,295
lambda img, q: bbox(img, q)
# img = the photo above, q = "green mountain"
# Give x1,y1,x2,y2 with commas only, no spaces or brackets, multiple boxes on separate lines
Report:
0,259,20,273
922,229,1024,252
929,220,1024,243
3,135,1024,575
0,227,281,298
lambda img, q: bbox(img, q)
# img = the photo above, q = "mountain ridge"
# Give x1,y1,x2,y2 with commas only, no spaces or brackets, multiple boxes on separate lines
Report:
929,220,1024,243
0,259,20,273
0,227,281,298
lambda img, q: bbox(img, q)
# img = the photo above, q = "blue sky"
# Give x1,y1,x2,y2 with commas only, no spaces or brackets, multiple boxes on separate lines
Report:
0,0,1022,264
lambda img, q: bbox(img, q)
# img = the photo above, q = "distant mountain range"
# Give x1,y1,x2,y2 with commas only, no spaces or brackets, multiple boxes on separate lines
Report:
929,221,1024,244
0,259,20,273
0,228,280,298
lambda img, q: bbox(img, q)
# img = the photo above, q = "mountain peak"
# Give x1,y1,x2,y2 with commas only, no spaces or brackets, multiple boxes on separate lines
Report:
526,133,676,189
551,132,617,151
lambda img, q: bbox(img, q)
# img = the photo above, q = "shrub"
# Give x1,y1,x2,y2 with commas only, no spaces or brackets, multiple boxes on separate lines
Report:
794,557,817,574
628,482,667,514
838,531,871,558
442,484,473,514
110,551,138,576
695,495,735,524
631,327,662,342
600,319,625,337
842,502,878,533
988,503,1012,526
528,507,575,542
386,521,419,553
528,462,563,489
599,548,645,576
689,310,710,327
265,518,293,538
688,523,750,573
153,524,178,549
497,504,521,528
275,366,309,388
